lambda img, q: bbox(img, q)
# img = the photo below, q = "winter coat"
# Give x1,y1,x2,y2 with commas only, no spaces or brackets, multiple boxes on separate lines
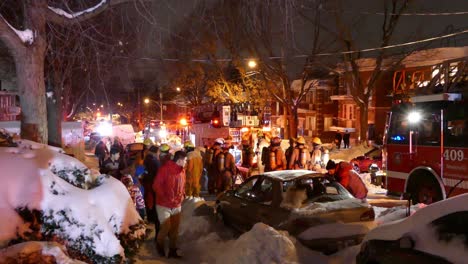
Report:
153,160,186,208
129,185,146,209
334,162,368,199
186,150,203,182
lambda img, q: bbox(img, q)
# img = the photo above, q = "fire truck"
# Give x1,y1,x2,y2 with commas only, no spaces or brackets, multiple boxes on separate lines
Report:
383,57,467,204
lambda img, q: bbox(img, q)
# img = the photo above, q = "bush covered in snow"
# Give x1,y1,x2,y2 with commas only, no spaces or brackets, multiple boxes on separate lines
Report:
0,138,146,263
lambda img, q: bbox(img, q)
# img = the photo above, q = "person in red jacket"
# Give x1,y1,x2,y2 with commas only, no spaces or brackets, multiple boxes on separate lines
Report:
153,150,187,259
326,160,368,199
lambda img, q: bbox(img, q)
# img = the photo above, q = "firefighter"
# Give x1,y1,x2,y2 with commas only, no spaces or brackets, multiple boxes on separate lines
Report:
241,139,254,168
310,137,323,171
184,140,203,198
263,136,287,172
288,136,311,170
216,140,236,193
206,138,224,194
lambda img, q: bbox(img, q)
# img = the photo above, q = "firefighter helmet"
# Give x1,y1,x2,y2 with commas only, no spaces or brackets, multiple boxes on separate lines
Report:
312,137,322,145
296,136,306,145
160,143,171,152
184,140,195,149
271,136,282,146
214,138,224,145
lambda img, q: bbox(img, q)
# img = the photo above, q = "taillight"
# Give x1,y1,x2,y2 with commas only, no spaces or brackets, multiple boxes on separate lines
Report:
360,208,375,221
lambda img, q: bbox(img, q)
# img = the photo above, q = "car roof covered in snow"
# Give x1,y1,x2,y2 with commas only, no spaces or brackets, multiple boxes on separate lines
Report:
262,170,323,181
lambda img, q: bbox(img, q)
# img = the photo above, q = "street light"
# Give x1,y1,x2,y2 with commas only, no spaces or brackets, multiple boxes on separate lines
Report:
144,97,163,124
247,59,257,69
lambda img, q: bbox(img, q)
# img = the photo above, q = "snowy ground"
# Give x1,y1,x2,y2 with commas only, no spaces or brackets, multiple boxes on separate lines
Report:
0,140,416,263
133,194,419,264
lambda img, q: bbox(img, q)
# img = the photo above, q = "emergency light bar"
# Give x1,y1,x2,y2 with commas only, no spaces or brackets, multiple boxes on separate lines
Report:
411,93,462,103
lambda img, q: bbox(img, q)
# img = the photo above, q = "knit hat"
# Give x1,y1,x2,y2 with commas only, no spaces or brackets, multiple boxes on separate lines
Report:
326,160,336,170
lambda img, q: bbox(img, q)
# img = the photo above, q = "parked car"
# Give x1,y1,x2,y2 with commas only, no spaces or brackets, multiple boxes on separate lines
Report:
350,148,382,173
356,194,468,264
215,170,375,254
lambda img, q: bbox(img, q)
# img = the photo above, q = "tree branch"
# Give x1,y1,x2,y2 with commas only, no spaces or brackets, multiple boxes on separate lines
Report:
46,0,135,25
0,15,27,54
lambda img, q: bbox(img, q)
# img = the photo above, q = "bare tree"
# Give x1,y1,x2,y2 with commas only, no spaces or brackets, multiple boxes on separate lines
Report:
332,0,410,143
0,0,136,143
208,0,327,138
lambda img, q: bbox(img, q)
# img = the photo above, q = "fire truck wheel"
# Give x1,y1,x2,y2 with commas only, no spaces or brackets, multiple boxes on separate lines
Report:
412,182,442,205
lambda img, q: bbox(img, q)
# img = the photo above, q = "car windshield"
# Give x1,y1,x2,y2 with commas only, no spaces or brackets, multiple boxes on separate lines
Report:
282,177,353,206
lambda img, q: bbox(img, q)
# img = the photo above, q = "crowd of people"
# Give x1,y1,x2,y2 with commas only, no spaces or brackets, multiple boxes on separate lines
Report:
94,137,204,259
93,132,367,259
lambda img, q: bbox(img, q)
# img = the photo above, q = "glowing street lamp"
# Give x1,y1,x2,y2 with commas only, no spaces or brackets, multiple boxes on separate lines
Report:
247,59,257,69
176,87,181,92
144,97,163,123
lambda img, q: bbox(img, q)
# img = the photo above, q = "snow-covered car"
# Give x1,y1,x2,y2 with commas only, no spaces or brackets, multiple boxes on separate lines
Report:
356,194,468,264
215,170,375,254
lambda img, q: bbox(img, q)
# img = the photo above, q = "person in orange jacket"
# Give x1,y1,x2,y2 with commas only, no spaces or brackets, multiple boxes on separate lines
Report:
184,140,203,198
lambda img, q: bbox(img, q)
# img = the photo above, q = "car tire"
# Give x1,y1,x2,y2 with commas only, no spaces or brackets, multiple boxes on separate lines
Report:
215,205,228,226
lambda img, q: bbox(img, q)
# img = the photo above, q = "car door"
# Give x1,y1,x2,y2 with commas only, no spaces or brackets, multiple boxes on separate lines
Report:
224,176,259,231
239,177,290,230
254,178,291,229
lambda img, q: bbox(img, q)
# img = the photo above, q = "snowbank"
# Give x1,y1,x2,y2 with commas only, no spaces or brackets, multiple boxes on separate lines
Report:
0,139,146,262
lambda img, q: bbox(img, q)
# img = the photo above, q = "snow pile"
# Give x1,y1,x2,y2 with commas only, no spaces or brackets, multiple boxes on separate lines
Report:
360,173,387,195
178,197,213,240
0,140,146,262
375,203,425,225
215,223,299,264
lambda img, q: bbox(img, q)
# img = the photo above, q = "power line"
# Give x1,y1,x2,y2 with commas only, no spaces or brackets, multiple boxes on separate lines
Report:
113,29,468,63
318,8,468,16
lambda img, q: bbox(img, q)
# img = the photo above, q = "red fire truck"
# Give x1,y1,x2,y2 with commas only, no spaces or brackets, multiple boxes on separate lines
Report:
383,89,467,204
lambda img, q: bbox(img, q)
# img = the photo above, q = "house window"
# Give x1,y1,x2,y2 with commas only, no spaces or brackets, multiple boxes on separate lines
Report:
310,116,316,131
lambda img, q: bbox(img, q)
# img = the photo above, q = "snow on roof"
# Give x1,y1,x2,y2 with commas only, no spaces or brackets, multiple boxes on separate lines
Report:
336,47,468,72
262,169,321,181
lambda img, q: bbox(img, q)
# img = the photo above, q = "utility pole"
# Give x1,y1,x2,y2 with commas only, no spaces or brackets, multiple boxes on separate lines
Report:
159,87,163,124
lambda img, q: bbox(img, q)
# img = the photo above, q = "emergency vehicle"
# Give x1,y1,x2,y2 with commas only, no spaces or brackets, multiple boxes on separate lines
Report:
383,59,467,204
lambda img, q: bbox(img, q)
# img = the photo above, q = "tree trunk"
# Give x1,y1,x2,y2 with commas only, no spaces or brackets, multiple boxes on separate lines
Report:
282,105,289,139
359,103,369,144
15,49,48,143
46,75,62,147
290,106,298,138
